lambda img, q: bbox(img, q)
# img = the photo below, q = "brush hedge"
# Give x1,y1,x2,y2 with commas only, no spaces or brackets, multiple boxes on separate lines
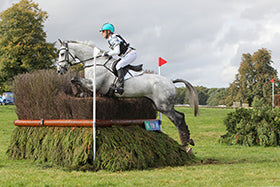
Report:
12,69,156,120
8,126,194,171
8,69,193,171
220,107,280,146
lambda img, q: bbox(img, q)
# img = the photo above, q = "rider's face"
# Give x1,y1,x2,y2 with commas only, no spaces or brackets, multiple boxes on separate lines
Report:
101,30,110,39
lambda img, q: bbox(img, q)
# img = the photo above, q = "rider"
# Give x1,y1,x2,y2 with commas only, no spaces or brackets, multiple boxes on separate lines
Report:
100,23,137,95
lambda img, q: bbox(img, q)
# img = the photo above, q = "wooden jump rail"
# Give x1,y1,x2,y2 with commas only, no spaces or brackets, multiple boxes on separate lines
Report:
14,119,160,127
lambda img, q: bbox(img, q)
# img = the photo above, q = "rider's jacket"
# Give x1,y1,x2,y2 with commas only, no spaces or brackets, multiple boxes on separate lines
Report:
107,34,130,57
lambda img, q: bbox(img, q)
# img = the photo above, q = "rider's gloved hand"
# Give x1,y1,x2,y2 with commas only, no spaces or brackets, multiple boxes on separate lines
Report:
102,51,109,57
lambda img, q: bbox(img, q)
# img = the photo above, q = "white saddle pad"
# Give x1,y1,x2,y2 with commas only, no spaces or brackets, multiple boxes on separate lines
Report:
124,70,144,80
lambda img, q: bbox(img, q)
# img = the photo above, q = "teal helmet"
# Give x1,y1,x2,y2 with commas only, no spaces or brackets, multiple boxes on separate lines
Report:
100,23,115,33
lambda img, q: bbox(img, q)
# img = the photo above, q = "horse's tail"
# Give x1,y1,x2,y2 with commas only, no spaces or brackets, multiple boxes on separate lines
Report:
172,79,199,116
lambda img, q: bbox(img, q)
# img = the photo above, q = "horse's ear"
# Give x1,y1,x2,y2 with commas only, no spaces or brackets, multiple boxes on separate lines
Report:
58,39,63,45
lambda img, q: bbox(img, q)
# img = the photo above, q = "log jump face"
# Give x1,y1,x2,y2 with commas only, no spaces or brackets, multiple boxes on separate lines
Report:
14,119,159,127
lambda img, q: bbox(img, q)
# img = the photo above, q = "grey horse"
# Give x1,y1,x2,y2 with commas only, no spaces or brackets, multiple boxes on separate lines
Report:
57,40,199,154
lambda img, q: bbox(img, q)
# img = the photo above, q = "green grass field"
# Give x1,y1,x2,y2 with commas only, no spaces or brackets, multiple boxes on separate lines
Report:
1,105,280,186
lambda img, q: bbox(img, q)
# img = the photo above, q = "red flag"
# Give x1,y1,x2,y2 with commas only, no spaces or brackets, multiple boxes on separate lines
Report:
158,57,167,67
270,79,275,83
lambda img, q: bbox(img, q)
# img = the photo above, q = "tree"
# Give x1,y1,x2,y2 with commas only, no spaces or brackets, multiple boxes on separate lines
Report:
0,0,57,92
225,48,279,106
195,86,209,105
207,88,227,106
175,86,211,105
175,87,186,104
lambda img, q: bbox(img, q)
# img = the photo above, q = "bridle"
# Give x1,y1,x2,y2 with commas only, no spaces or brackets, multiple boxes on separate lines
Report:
58,41,77,64
57,40,115,74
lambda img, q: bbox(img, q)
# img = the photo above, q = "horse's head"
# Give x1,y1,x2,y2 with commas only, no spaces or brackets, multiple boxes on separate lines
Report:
56,39,111,76
56,39,76,74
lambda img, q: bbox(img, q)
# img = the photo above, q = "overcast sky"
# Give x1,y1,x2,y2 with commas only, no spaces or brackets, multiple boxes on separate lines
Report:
1,0,280,88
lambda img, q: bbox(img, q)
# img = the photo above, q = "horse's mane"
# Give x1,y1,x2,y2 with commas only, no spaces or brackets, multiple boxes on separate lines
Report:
67,40,106,54
66,40,98,49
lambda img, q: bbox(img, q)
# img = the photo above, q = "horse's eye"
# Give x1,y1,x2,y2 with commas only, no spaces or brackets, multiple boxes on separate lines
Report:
61,53,64,56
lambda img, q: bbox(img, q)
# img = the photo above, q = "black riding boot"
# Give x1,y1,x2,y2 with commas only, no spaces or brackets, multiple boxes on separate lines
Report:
116,68,125,95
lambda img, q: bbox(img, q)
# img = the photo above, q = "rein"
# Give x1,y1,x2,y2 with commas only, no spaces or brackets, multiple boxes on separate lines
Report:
82,56,114,74
58,41,115,74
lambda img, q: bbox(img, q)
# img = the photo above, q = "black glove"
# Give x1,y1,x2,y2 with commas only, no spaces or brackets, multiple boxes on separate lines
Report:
102,51,109,57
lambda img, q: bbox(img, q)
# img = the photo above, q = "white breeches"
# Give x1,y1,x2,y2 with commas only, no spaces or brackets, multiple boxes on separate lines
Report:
116,50,137,70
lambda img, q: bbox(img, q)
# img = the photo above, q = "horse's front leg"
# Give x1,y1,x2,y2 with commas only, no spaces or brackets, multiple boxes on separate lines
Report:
71,76,93,97
71,84,83,97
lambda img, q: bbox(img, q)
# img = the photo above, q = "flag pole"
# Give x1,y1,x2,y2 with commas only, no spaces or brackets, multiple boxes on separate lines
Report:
158,65,162,122
158,57,167,127
92,47,99,161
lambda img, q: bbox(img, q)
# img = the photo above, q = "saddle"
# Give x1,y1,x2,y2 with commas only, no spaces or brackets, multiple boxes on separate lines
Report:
112,60,143,77
126,64,143,71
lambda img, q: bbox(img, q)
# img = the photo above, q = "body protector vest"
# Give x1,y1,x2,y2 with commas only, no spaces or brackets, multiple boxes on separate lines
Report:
108,34,131,56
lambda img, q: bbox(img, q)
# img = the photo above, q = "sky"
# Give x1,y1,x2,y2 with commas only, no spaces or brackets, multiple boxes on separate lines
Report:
1,0,280,88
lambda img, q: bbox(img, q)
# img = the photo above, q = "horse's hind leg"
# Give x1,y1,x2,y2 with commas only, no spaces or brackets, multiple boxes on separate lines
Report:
163,109,194,155
176,110,195,146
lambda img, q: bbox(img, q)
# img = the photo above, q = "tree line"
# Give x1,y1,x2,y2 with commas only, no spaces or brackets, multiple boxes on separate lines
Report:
0,1,279,107
177,48,279,107
176,86,227,106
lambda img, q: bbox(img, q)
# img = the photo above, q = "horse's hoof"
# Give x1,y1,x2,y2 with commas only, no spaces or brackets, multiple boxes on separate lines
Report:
188,139,195,146
115,88,124,95
71,76,80,84
186,147,193,156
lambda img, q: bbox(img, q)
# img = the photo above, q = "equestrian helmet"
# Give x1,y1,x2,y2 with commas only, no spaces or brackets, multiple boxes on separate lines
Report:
100,23,115,33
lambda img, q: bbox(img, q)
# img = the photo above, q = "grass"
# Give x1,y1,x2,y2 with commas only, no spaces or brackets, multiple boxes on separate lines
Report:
1,105,280,186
